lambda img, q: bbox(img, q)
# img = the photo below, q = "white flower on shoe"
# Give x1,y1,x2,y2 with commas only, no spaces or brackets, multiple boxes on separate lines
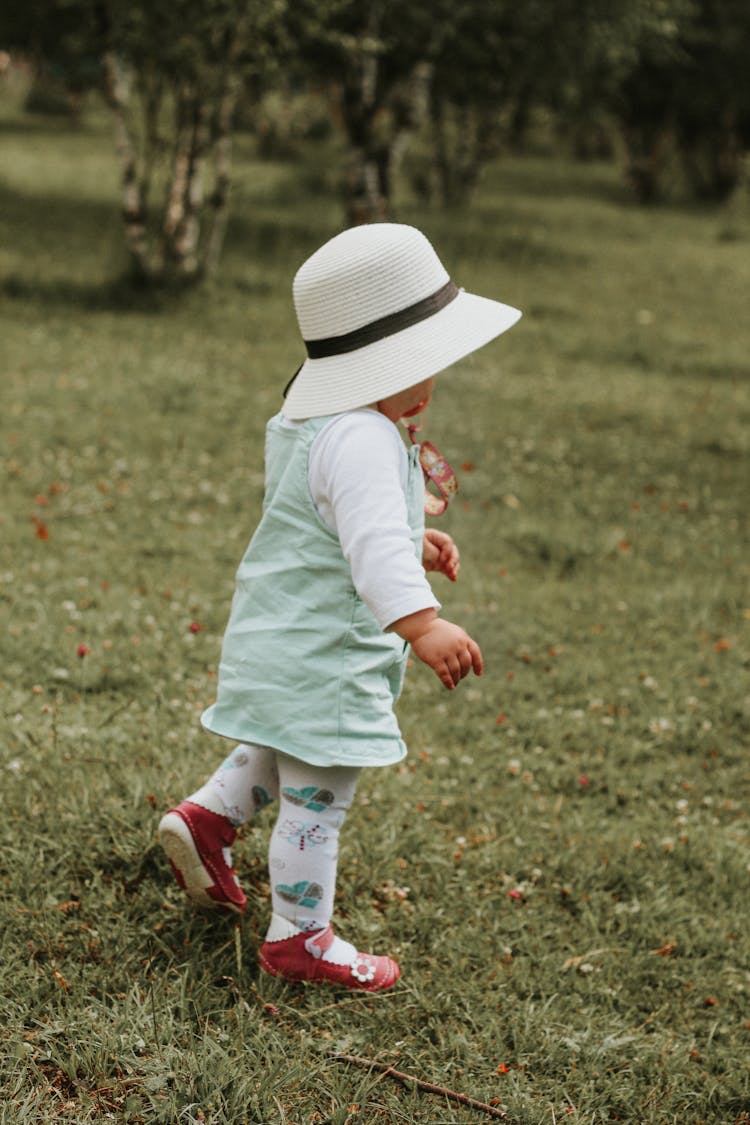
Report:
350,955,376,983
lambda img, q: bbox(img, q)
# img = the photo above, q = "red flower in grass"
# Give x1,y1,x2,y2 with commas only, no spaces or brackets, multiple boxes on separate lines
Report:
77,643,91,658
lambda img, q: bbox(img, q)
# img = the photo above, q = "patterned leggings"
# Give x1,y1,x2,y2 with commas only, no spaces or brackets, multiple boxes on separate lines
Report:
189,743,359,933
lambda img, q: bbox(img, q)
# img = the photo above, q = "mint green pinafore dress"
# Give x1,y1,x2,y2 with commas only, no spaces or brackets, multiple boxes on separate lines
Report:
200,413,426,768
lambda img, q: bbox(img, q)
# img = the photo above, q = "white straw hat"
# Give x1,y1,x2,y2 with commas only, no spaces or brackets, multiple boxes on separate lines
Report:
283,223,521,419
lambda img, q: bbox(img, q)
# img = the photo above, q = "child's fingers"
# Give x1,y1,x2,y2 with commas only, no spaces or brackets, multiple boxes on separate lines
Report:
435,662,456,690
458,643,482,681
434,654,464,689
423,532,460,580
440,545,460,581
438,645,481,689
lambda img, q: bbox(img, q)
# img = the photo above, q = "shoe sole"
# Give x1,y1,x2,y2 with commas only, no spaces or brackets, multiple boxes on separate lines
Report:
158,811,244,915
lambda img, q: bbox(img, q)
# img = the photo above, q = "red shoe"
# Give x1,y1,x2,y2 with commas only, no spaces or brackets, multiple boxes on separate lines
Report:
259,925,400,991
158,800,247,914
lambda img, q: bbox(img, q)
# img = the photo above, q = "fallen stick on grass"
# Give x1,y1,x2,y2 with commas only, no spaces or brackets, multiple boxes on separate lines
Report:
332,1053,508,1119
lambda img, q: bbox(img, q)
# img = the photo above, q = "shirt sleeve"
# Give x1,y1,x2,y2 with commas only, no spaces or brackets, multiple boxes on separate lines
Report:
308,410,440,630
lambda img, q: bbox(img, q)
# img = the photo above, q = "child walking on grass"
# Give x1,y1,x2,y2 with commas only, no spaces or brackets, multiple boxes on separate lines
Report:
159,223,521,991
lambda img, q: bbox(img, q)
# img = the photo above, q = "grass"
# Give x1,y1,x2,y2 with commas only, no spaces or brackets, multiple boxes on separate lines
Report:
1,86,749,1124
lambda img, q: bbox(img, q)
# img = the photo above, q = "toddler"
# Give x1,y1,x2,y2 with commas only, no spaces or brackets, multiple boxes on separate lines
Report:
159,223,521,991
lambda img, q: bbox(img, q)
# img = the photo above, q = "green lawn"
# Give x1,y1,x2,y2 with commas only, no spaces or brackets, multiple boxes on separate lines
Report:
1,92,749,1124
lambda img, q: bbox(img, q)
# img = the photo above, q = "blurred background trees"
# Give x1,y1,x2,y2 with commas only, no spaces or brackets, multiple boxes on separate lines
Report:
611,0,750,202
2,0,748,284
1,0,289,282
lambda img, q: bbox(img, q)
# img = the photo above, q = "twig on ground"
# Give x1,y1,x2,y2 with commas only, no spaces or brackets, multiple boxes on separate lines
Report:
561,946,627,972
234,920,243,976
97,696,135,728
93,1076,144,1097
332,1053,508,1119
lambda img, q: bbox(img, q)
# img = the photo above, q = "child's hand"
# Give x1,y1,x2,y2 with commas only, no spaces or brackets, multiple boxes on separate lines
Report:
391,609,483,690
410,618,483,690
422,529,460,581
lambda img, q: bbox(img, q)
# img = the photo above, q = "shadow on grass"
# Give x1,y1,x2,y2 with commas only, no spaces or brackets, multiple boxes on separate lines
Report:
0,111,91,137
0,271,176,313
0,172,329,311
1,264,282,313
0,179,117,241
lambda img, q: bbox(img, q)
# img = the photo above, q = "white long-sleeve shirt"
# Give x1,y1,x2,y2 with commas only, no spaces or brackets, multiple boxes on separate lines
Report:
280,409,440,630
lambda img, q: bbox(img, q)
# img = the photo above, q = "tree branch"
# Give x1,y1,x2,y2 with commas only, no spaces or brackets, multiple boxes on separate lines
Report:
332,1054,508,1119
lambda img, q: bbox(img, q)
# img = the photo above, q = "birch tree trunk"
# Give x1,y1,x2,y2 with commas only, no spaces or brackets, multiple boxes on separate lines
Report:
430,99,499,208
341,47,432,224
171,100,211,276
99,3,256,286
201,87,239,279
202,15,249,279
102,52,151,279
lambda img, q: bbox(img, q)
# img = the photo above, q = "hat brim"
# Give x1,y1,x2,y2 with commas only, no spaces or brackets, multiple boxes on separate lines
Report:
282,290,521,420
